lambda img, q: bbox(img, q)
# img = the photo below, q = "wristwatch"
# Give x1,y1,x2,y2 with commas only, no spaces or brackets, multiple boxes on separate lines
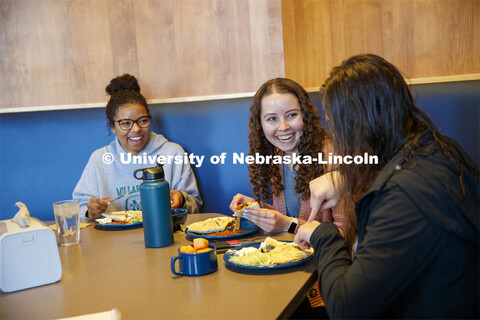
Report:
287,218,298,234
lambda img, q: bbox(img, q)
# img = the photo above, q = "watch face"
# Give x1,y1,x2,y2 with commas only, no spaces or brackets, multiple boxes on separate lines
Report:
288,220,298,234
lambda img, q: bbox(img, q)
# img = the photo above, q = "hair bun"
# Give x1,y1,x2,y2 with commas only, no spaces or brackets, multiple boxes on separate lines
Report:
105,74,141,96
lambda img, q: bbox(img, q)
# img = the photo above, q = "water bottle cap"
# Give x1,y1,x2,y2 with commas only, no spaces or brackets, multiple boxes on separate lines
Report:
143,166,165,180
133,164,165,181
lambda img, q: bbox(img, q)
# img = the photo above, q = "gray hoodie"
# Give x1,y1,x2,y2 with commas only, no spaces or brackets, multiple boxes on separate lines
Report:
73,132,202,218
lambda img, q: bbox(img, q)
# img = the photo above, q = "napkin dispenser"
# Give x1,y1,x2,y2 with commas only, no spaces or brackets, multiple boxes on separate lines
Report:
0,218,62,292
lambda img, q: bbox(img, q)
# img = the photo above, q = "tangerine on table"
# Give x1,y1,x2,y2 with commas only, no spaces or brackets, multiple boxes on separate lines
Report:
180,245,196,254
193,238,209,250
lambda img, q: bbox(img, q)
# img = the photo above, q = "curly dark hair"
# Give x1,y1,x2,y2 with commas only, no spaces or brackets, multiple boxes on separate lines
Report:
248,78,328,202
105,74,149,130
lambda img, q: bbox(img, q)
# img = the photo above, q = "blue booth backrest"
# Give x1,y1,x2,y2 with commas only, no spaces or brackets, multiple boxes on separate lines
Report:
0,80,478,221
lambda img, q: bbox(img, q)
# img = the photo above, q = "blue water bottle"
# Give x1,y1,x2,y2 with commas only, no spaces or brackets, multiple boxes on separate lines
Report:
133,164,173,248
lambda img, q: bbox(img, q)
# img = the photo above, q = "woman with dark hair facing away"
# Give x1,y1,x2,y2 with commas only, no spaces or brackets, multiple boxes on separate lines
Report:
230,78,345,236
73,74,202,219
295,54,479,318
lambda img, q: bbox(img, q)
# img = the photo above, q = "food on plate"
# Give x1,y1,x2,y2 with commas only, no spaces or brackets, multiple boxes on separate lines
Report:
186,217,235,234
96,211,142,225
103,211,142,222
233,201,260,217
105,221,129,225
209,230,246,237
180,238,212,254
226,237,313,267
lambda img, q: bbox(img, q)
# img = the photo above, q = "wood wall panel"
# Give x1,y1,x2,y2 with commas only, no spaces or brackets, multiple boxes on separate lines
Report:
281,0,480,88
0,0,285,111
1,0,478,112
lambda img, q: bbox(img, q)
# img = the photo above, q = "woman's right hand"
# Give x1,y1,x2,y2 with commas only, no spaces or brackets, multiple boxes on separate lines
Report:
87,197,111,219
308,171,342,222
229,193,256,212
294,221,321,249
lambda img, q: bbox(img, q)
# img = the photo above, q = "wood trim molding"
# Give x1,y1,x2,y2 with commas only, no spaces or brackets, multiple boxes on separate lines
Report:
0,92,256,114
304,74,480,94
405,73,480,85
1,74,478,114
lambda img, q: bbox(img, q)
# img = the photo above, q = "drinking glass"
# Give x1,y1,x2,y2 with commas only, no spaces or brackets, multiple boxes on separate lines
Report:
53,200,80,246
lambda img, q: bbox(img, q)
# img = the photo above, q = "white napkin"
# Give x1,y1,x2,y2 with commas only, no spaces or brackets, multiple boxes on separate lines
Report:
57,309,122,320
11,202,31,228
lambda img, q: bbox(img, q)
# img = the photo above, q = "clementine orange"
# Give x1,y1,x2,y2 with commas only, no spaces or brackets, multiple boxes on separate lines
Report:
193,238,209,250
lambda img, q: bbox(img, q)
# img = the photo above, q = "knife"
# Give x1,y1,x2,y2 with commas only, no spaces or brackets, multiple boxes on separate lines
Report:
214,239,256,253
110,192,130,202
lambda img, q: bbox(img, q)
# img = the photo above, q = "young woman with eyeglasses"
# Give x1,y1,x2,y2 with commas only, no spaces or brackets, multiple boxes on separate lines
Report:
73,74,202,219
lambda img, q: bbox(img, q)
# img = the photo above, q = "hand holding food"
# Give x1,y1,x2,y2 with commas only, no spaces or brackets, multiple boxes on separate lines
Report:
229,194,256,212
170,190,185,208
294,221,320,249
87,197,111,219
241,208,291,233
308,171,343,222
233,201,260,217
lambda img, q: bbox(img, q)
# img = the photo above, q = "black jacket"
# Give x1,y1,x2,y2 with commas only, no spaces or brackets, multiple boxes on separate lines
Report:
311,132,479,319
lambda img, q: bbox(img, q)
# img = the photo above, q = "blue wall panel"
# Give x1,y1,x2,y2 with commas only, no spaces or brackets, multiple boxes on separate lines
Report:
0,80,478,221
411,81,479,165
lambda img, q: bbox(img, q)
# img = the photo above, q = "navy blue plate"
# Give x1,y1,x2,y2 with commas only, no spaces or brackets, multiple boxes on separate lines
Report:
223,241,313,270
94,221,143,230
185,218,259,240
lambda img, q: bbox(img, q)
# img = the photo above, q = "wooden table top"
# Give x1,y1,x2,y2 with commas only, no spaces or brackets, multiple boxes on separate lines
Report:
1,213,317,319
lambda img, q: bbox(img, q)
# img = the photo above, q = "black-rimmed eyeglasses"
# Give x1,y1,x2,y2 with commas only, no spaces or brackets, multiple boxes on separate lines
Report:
114,116,151,131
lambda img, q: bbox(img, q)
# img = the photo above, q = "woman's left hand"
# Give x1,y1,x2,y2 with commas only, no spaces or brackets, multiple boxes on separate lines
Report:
243,208,292,233
170,190,184,208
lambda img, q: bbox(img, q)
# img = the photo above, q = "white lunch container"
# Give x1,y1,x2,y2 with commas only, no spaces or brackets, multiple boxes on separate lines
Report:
0,218,62,292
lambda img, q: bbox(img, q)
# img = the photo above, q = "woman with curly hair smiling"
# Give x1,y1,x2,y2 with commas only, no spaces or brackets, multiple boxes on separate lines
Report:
229,78,344,235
